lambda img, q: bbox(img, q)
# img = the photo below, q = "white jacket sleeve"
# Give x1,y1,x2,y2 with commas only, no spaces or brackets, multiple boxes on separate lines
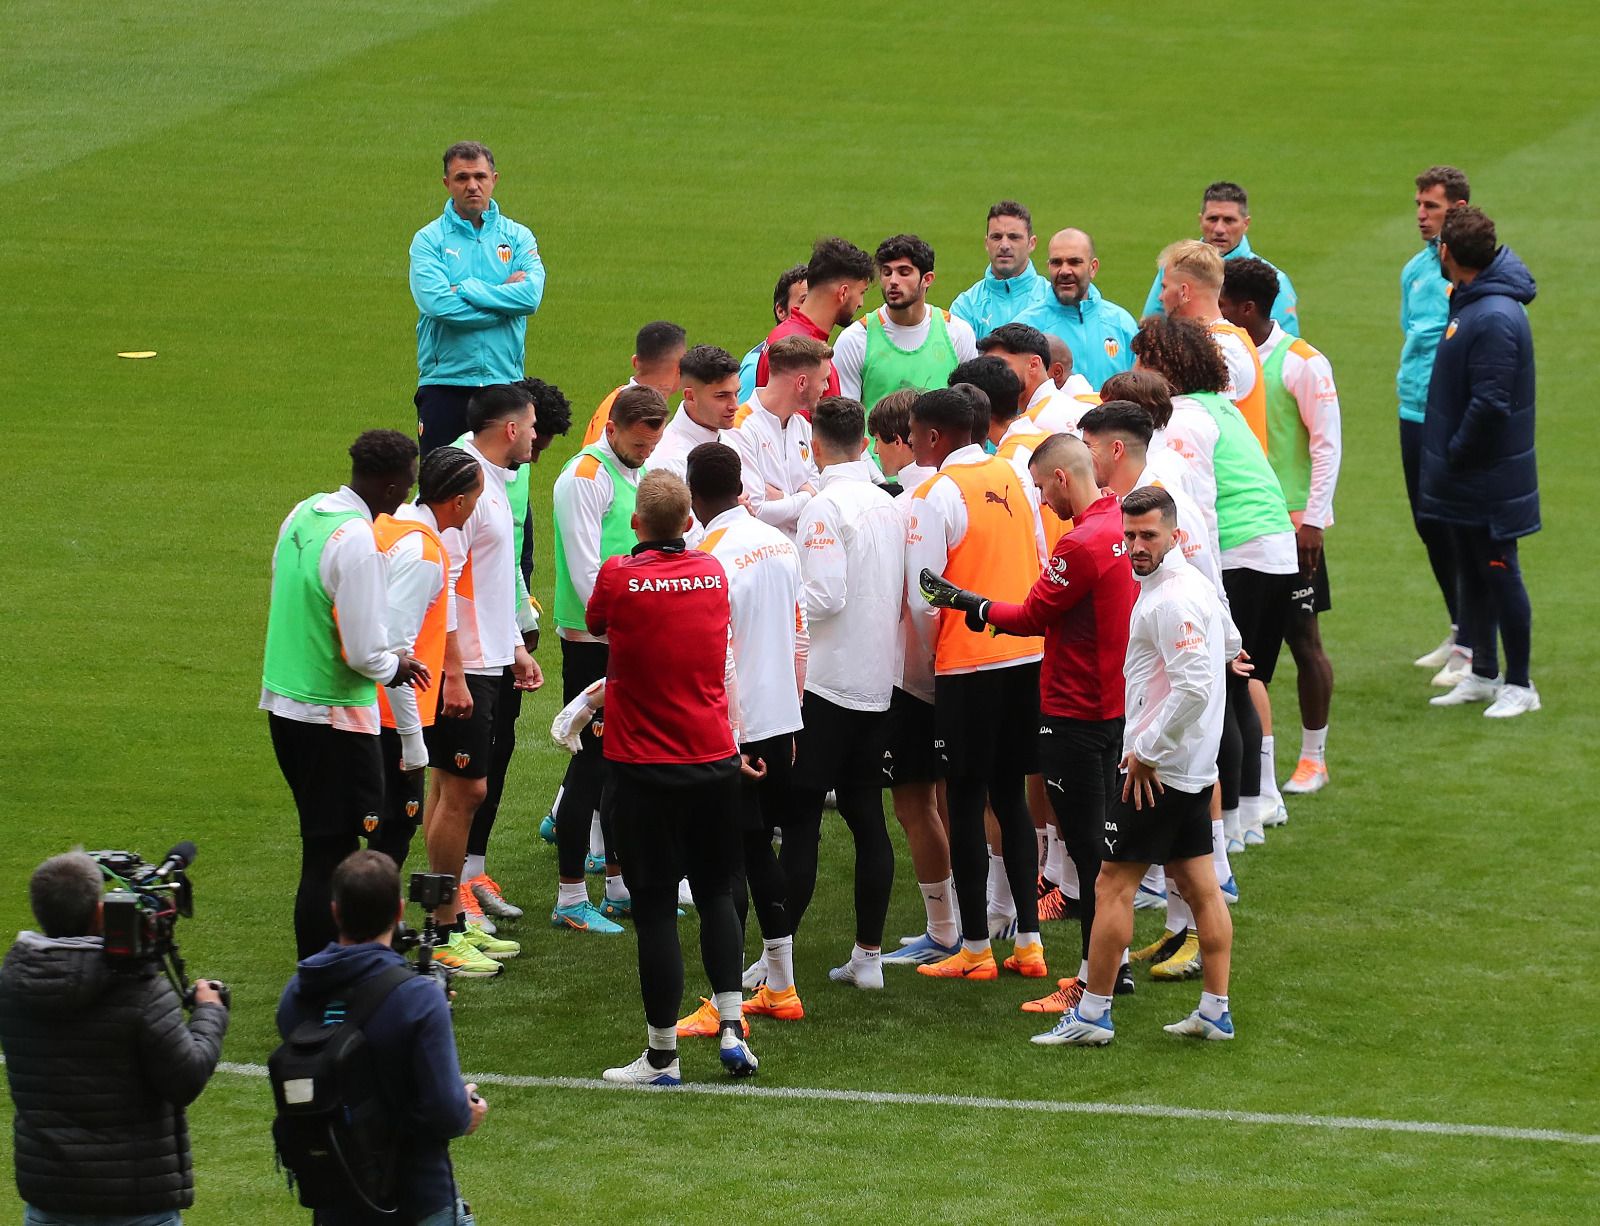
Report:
903,479,960,678
831,323,868,400
1132,596,1219,771
552,462,614,611
384,537,442,766
325,527,400,685
799,496,849,623
1287,348,1343,530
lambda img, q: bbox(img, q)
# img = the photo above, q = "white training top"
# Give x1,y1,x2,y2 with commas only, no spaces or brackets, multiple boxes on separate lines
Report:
1208,318,1259,403
1133,465,1241,660
891,462,936,701
797,460,906,712
1154,398,1221,556
384,502,450,768
700,505,804,743
1122,546,1227,793
259,486,397,734
903,443,1045,678
551,433,641,644
643,404,722,480
726,390,819,540
444,440,526,673
831,305,979,400
1256,323,1343,530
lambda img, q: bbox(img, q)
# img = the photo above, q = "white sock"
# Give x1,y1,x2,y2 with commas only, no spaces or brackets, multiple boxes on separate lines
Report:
550,785,564,815
713,990,742,1022
1035,826,1048,871
557,880,588,909
852,943,881,963
920,877,959,947
1014,930,1041,950
1223,807,1241,844
1260,736,1283,804
604,874,628,902
1211,820,1231,885
589,813,605,858
1301,725,1328,764
987,853,1015,915
1166,888,1192,934
962,937,992,956
647,1025,677,1054
1078,990,1112,1021
1045,826,1067,886
763,936,795,992
1140,865,1166,896
462,854,486,883
1058,849,1080,900
1199,991,1230,1021
1243,795,1266,837
1076,958,1089,980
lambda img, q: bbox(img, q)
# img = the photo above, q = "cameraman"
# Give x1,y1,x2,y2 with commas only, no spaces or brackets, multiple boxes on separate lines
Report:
0,852,229,1226
277,850,486,1225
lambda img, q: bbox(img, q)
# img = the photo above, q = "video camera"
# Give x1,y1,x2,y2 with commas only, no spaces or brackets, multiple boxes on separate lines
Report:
86,841,228,1010
391,872,457,990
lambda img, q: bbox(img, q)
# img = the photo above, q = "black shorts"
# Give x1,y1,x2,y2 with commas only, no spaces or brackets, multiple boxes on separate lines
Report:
793,692,889,791
1102,781,1214,865
739,733,796,833
1222,568,1295,685
378,725,425,839
609,759,742,921
934,662,1040,781
881,688,939,786
560,637,610,764
1289,554,1332,618
424,671,500,779
1036,716,1123,842
268,715,384,841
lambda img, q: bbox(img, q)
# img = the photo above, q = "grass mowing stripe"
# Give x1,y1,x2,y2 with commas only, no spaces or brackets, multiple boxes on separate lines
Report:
211,1061,1600,1148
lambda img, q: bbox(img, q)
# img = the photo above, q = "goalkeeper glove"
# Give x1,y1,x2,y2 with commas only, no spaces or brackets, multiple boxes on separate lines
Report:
550,680,604,753
918,568,990,633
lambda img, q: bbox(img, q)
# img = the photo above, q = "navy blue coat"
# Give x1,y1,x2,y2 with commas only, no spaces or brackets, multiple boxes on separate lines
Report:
278,943,472,1223
1418,246,1539,539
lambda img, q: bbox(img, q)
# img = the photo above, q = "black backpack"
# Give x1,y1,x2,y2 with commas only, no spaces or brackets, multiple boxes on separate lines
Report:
269,964,414,1213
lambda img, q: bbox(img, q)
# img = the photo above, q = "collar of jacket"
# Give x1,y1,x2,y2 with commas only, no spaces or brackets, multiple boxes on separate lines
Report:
984,260,1041,294
443,197,502,236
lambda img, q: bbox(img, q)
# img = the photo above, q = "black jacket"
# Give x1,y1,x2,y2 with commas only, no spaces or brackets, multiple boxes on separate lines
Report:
277,942,472,1223
1418,246,1540,539
0,932,227,1213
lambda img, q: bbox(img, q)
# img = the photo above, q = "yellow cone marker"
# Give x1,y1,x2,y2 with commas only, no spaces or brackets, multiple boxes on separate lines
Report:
116,351,158,359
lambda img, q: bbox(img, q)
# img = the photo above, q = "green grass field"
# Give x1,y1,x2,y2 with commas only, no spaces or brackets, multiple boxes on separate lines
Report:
4,1,1599,1220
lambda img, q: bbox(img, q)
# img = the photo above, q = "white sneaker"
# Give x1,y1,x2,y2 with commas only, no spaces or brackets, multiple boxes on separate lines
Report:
1484,683,1541,719
1430,649,1473,688
1263,799,1289,828
677,878,695,909
741,956,768,992
602,1051,681,1086
1430,673,1503,707
828,954,884,990
1414,632,1457,669
987,911,1019,941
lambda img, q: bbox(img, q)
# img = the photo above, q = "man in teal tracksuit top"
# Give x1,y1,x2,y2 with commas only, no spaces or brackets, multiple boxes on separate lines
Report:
410,141,546,454
1399,165,1473,673
1015,228,1138,392
951,200,1052,340
1141,182,1298,336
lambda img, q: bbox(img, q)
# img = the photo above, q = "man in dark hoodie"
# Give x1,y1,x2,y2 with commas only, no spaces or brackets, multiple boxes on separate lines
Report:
1419,205,1541,719
277,850,487,1225
0,851,229,1225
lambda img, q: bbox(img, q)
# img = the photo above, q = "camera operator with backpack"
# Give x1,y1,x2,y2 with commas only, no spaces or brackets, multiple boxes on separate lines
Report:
274,849,486,1225
0,851,229,1226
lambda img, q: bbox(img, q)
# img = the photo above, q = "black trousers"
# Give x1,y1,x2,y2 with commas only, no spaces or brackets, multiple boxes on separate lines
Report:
1453,526,1532,687
1038,716,1122,962
609,762,744,1029
1400,418,1465,643
554,639,611,877
467,668,521,858
415,384,476,456
269,715,383,959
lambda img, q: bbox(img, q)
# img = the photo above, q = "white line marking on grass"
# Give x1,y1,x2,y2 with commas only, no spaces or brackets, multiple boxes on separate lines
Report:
218,1061,1597,1147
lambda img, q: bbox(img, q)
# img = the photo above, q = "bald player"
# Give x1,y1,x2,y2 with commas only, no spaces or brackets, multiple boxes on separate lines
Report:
1016,228,1138,392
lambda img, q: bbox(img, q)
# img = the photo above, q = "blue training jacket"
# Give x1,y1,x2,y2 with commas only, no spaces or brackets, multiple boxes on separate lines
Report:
951,261,1051,341
1397,238,1451,423
1140,234,1299,336
410,198,545,386
1014,283,1138,392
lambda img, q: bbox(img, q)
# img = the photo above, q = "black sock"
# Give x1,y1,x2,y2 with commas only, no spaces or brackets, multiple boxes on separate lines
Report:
646,1046,677,1069
718,1019,742,1039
